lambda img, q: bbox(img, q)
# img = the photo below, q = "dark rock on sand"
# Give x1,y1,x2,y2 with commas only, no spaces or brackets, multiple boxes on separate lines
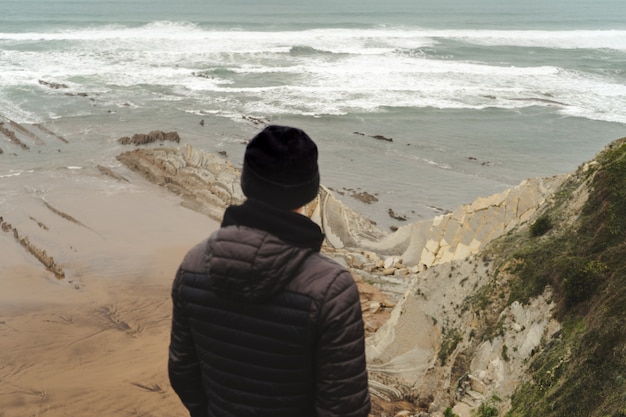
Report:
97,165,129,182
352,131,393,142
350,190,379,204
118,131,181,146
0,122,30,150
0,216,65,279
388,208,407,221
371,134,393,142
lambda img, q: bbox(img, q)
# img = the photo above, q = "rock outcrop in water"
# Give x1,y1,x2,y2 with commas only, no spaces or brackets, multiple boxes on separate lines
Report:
0,121,30,150
0,115,69,154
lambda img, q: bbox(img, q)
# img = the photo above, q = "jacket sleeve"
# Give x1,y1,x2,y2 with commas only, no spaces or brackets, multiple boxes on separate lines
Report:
168,268,208,417
315,270,371,417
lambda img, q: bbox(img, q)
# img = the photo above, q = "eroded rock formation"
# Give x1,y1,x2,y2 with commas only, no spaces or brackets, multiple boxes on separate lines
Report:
0,216,65,279
114,143,570,416
117,145,243,220
0,121,30,150
359,175,565,268
118,131,181,146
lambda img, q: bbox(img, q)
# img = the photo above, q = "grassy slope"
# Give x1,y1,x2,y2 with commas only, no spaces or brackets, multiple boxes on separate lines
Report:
485,137,626,417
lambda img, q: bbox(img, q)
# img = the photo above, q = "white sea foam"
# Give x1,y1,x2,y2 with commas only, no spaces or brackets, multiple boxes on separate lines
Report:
0,169,34,178
432,29,626,51
1,23,625,124
0,172,23,178
2,23,625,50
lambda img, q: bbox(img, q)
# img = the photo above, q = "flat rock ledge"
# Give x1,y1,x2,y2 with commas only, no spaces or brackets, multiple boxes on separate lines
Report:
117,145,243,221
116,145,387,248
117,145,564,272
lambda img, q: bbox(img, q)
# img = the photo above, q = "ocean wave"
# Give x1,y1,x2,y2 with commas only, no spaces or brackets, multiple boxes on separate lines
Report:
385,149,452,170
2,24,625,51
433,29,626,52
2,23,625,125
289,45,335,56
0,169,34,178
0,20,204,41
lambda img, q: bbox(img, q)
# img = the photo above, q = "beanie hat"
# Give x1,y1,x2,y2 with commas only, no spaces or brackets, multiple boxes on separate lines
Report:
240,125,320,210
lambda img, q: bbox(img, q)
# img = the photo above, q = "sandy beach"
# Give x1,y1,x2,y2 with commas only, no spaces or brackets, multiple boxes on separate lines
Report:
0,164,218,416
0,154,399,416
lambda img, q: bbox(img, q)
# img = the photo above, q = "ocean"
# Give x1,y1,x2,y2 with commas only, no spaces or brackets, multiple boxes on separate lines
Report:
1,0,625,229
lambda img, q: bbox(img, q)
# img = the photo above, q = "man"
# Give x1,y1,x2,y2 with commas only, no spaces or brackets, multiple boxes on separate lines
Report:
168,125,371,417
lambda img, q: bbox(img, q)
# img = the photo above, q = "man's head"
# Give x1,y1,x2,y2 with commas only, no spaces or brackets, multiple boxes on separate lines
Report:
241,125,320,210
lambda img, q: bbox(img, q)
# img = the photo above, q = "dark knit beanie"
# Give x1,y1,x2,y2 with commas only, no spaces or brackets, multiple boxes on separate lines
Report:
241,125,320,210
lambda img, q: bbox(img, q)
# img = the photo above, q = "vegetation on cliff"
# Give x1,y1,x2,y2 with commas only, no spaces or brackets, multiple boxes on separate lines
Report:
487,137,626,417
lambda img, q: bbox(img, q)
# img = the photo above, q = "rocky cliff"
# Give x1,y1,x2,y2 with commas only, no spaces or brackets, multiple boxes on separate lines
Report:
117,137,626,417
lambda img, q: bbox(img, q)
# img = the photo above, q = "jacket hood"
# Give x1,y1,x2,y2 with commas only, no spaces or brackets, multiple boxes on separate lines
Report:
206,227,314,301
205,199,324,302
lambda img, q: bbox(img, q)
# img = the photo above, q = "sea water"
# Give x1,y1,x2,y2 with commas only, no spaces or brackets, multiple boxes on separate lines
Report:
1,0,625,228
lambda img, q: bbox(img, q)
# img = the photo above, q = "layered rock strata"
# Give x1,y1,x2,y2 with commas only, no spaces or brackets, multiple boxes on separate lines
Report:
116,144,566,416
119,144,563,267
360,175,565,268
0,216,65,279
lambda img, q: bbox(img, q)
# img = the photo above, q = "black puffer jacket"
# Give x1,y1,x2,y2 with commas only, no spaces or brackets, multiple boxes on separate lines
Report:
168,199,371,417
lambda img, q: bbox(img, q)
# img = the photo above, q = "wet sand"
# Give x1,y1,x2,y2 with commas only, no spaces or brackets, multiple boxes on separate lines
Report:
0,113,399,415
0,165,218,416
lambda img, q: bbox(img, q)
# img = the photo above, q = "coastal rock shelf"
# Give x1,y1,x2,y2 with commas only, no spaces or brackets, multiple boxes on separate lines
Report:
114,142,577,416
117,144,563,269
0,216,65,279
117,144,387,247
115,144,564,307
117,144,244,221
0,115,69,153
362,175,566,268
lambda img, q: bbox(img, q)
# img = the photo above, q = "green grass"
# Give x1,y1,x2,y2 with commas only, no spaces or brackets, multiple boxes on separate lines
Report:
501,138,626,417
439,327,463,365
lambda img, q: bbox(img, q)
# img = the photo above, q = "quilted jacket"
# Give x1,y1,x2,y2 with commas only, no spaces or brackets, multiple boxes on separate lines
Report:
168,199,371,417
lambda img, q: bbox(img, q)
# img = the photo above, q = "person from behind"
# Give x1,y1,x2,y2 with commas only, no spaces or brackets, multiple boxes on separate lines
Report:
168,125,371,417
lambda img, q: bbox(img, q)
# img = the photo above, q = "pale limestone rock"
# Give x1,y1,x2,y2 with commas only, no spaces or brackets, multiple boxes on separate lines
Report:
364,251,380,262
394,268,409,276
357,175,565,268
452,403,472,417
384,255,403,269
469,375,488,395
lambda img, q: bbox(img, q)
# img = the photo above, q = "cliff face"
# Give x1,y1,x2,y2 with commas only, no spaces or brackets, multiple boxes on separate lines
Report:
355,175,564,268
363,137,626,417
117,137,626,417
